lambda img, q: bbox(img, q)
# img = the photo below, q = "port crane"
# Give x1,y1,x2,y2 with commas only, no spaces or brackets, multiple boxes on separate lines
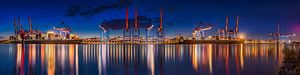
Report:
123,7,131,43
99,21,110,42
217,16,240,40
53,27,71,38
269,24,296,43
146,24,154,42
13,16,36,40
192,22,212,40
156,8,165,42
53,22,72,39
132,8,141,43
96,5,163,43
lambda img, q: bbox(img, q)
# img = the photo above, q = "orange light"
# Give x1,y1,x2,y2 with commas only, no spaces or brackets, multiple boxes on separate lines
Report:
47,31,55,34
239,35,244,39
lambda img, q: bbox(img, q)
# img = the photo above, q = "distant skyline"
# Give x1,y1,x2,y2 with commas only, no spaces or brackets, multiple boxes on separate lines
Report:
0,0,299,40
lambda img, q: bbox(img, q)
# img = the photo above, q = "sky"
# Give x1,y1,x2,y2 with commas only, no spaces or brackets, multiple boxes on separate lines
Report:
0,0,299,40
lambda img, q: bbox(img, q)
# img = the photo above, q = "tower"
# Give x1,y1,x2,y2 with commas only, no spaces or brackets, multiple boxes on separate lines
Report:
225,16,229,36
276,24,280,41
28,16,32,33
18,17,24,40
234,16,239,38
123,7,132,43
133,8,140,43
13,17,17,37
156,8,164,42
18,17,23,32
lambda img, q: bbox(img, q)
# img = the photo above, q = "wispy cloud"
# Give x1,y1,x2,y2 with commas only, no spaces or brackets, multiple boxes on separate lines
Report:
65,0,132,17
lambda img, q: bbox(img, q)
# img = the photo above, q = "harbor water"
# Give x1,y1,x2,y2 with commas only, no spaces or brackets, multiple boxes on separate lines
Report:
0,44,298,75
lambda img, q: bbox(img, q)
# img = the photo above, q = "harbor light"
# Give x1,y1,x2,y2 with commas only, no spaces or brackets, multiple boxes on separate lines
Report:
47,31,55,34
238,33,246,40
239,35,244,39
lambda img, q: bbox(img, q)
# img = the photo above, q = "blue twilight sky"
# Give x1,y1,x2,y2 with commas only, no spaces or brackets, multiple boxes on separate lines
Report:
0,0,299,39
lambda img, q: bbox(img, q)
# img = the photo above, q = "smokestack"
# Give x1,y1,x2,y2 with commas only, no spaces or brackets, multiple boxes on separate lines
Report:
134,8,138,31
125,7,129,32
28,16,32,33
235,16,239,33
159,8,163,32
225,16,229,33
18,17,22,31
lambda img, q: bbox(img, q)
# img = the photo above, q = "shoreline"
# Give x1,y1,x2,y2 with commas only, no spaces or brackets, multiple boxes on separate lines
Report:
1,40,298,44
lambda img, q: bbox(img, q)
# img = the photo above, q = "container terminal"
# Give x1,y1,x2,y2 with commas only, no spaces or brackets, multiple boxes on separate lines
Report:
0,9,297,44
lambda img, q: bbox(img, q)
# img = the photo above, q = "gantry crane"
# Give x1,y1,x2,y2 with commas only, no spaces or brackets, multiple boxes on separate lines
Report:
146,24,154,42
192,22,212,40
53,22,72,39
132,8,140,43
156,8,164,42
53,27,71,39
99,21,110,42
217,16,240,40
269,24,296,43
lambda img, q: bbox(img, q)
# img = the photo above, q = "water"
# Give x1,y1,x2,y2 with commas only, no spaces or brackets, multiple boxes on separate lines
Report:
0,44,297,75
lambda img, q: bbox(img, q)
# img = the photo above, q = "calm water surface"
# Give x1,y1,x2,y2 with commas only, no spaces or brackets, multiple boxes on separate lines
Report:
0,44,297,75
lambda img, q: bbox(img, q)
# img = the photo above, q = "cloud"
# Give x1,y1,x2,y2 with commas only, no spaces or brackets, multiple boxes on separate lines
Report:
101,16,153,30
65,5,81,17
99,16,181,31
150,17,185,27
144,5,181,13
65,0,133,17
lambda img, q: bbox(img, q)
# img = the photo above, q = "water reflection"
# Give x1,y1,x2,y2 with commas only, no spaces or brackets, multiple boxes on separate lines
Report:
47,44,55,75
16,44,24,75
147,44,154,75
0,43,291,75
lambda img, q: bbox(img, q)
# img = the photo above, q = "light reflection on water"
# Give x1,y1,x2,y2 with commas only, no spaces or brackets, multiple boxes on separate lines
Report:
0,44,294,75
